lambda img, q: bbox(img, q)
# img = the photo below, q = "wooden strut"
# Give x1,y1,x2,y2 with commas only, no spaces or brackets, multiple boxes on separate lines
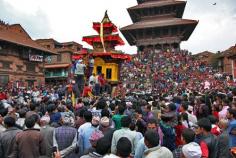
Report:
127,31,137,44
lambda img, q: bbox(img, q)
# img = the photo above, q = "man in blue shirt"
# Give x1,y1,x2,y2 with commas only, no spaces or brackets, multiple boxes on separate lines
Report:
227,108,236,148
79,115,100,156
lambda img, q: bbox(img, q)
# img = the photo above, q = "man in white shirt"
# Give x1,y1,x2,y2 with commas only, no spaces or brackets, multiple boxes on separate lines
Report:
89,57,94,77
180,102,197,125
111,116,138,156
75,60,86,76
75,60,86,95
89,73,96,88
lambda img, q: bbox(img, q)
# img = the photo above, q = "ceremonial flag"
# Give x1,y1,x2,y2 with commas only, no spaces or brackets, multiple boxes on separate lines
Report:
88,91,94,98
72,92,76,107
100,23,106,52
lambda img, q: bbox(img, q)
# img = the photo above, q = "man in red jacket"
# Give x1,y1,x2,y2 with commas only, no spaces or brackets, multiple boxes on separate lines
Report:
98,74,106,94
0,88,7,101
82,83,92,97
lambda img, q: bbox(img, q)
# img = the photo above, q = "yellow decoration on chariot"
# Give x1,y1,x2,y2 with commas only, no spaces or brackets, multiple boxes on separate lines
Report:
93,57,118,82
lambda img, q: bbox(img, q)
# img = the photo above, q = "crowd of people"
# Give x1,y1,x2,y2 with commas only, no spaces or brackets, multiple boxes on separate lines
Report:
0,49,236,158
120,49,230,95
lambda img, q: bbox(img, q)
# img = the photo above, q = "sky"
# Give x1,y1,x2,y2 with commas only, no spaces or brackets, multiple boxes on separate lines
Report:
0,0,236,54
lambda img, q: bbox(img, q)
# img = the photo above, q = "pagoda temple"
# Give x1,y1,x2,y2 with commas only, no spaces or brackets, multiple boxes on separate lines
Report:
73,11,131,84
120,0,198,51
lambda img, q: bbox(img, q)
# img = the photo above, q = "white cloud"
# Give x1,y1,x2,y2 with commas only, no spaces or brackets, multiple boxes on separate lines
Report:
1,0,236,54
0,0,52,38
182,0,236,53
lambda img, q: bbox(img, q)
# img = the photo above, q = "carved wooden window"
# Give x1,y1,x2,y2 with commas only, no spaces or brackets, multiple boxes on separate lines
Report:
163,28,169,36
26,63,36,72
172,27,178,36
106,68,112,79
155,30,160,37
16,65,23,71
57,54,61,62
0,75,9,85
1,61,11,69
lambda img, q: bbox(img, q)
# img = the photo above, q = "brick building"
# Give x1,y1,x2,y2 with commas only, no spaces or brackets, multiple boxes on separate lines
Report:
35,39,82,83
217,45,236,76
193,51,214,66
226,44,236,79
0,21,55,88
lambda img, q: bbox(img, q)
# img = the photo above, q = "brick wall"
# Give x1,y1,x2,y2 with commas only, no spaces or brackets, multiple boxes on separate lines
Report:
0,54,45,87
48,52,71,64
223,57,232,74
35,40,55,50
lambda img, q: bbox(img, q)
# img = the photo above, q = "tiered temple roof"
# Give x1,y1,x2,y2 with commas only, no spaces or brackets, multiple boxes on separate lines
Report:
128,0,186,22
92,13,118,34
83,34,124,46
73,11,131,61
120,0,198,48
82,11,125,51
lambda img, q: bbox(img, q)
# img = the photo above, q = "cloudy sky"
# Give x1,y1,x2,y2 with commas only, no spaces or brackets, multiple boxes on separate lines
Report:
0,0,236,54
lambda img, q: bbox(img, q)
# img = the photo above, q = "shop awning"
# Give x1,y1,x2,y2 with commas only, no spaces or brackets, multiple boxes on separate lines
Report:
45,63,70,69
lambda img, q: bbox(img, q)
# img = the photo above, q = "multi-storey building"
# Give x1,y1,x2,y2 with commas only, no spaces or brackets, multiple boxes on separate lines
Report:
36,39,83,83
0,21,55,88
193,51,214,66
219,44,236,78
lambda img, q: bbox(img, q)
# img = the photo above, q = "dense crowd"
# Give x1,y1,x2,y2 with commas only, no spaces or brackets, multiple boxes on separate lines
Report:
120,49,230,94
0,49,236,158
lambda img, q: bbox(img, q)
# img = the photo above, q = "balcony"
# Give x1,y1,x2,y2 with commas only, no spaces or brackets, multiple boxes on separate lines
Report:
45,70,68,78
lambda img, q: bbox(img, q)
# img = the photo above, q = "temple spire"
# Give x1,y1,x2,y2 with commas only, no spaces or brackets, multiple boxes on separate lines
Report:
101,10,111,23
83,10,124,51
